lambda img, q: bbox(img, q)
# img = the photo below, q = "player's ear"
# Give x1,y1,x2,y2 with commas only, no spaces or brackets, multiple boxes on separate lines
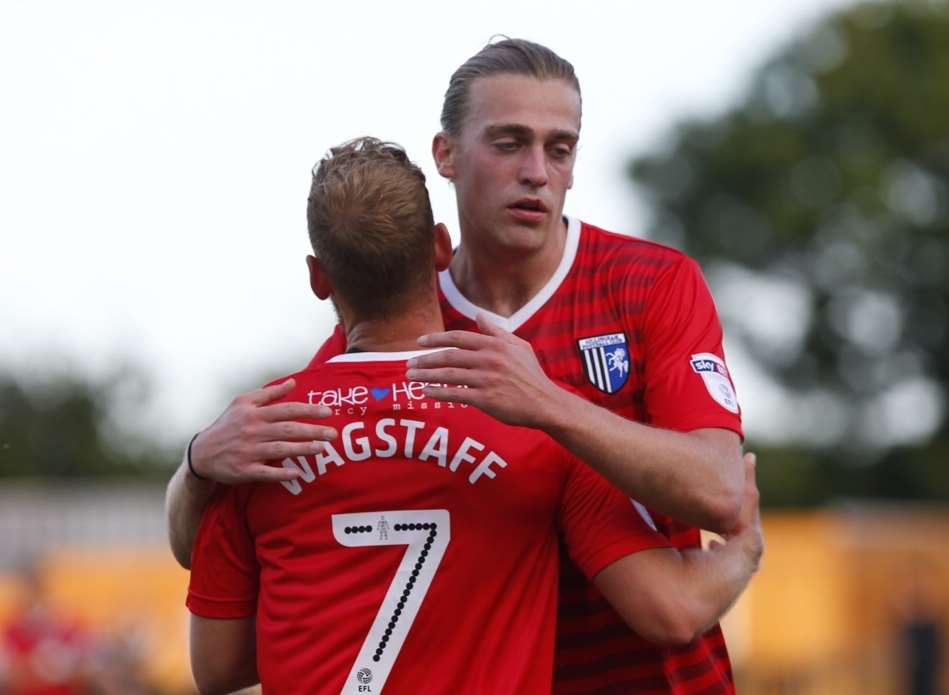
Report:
433,223,452,271
432,132,456,180
307,255,333,300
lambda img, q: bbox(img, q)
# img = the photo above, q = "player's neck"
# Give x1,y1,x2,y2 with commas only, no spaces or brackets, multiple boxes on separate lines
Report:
343,300,444,354
449,219,567,318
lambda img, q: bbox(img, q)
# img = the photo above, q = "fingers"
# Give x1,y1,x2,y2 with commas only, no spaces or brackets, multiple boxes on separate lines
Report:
406,347,481,371
261,401,335,423
261,420,338,443
405,346,492,385
743,451,757,473
475,313,505,337
262,440,321,461
418,318,522,349
247,378,296,406
405,367,482,387
421,385,477,406
418,330,494,350
245,463,303,483
476,313,529,348
743,451,759,500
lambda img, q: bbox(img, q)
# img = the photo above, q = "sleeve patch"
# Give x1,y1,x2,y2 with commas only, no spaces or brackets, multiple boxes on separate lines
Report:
690,353,740,414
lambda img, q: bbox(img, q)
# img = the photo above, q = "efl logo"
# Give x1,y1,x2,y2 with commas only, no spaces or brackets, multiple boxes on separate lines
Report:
577,332,630,394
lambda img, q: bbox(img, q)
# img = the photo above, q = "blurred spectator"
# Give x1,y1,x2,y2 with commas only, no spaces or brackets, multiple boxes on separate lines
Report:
0,560,150,695
900,572,945,695
0,561,93,695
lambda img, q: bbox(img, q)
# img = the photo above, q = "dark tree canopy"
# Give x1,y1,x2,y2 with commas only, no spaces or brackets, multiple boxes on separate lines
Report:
630,1,949,503
0,368,172,479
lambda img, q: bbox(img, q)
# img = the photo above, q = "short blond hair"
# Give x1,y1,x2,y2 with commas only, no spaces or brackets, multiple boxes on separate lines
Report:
307,137,435,319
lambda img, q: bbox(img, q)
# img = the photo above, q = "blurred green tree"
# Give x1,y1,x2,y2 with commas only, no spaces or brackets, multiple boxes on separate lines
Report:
630,0,949,503
0,368,172,479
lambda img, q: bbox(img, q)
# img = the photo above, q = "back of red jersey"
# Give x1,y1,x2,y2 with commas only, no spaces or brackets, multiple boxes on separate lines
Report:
188,350,667,695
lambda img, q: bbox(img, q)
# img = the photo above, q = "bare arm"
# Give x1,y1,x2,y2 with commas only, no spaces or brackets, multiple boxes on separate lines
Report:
190,615,258,695
165,453,218,569
406,316,743,532
165,378,338,569
594,453,763,646
544,394,743,532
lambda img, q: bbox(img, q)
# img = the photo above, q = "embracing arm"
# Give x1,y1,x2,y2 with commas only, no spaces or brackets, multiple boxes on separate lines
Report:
166,454,218,569
542,390,743,532
406,316,743,532
596,539,754,645
165,378,337,569
595,453,763,645
190,615,258,695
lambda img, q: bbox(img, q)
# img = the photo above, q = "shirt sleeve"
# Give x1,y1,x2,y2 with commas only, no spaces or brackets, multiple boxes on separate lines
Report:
187,486,259,619
557,446,671,580
639,256,743,437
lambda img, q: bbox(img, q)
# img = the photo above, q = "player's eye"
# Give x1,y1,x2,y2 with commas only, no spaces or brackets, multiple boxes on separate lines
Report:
550,145,574,159
494,140,520,152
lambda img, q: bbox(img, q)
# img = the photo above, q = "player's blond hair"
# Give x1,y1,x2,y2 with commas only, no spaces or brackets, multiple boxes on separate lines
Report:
440,37,582,137
307,137,435,319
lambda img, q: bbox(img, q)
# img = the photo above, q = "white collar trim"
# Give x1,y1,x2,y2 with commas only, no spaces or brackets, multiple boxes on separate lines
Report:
326,347,453,364
438,216,581,332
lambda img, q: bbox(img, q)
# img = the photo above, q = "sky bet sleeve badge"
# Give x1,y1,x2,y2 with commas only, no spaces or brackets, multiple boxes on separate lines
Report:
690,352,740,413
577,332,630,394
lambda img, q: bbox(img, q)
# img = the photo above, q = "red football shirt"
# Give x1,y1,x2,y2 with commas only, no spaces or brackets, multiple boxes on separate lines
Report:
188,350,669,695
309,217,744,694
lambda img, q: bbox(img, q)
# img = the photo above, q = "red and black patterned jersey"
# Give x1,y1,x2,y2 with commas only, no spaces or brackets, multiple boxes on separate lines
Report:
306,217,743,694
437,218,743,695
188,350,669,695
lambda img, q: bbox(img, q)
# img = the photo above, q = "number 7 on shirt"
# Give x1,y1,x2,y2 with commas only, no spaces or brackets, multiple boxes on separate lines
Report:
331,510,451,694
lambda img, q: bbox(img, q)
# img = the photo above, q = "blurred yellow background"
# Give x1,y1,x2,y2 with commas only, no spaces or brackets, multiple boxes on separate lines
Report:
1,506,946,694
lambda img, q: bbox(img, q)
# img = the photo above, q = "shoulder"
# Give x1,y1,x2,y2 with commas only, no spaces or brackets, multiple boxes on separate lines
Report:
573,219,702,300
262,364,336,402
263,366,318,389
576,219,693,274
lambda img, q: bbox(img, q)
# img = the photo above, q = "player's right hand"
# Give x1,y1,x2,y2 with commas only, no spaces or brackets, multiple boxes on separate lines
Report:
189,378,337,484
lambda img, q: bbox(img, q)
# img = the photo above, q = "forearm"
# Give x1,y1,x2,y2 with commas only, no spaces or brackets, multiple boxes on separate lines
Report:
674,541,757,638
194,661,258,695
190,615,258,695
541,388,742,532
595,541,760,647
165,451,217,570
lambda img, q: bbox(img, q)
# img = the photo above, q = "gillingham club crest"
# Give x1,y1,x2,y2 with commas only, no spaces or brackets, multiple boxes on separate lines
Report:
577,332,630,394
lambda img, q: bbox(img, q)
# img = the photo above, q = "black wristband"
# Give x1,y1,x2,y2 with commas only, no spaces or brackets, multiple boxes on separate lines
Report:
187,432,209,481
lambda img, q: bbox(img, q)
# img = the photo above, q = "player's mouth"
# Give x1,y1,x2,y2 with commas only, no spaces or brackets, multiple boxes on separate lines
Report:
507,197,548,223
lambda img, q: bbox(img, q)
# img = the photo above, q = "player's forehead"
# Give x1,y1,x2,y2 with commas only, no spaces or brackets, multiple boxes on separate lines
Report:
463,74,581,141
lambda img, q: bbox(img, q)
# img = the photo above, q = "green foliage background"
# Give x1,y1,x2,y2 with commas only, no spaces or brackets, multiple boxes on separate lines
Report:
0,369,172,479
630,0,949,504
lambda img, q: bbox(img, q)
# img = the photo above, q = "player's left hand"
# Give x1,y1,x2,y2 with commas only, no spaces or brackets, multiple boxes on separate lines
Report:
405,314,568,428
714,452,764,570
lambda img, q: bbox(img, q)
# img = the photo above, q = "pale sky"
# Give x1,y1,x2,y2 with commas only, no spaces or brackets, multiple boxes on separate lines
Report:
0,0,856,446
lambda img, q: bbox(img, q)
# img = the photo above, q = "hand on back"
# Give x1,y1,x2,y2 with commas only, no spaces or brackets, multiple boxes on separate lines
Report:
406,314,566,428
190,378,338,484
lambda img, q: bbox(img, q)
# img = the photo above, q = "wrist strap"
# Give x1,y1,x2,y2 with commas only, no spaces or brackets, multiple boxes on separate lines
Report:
187,433,209,481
